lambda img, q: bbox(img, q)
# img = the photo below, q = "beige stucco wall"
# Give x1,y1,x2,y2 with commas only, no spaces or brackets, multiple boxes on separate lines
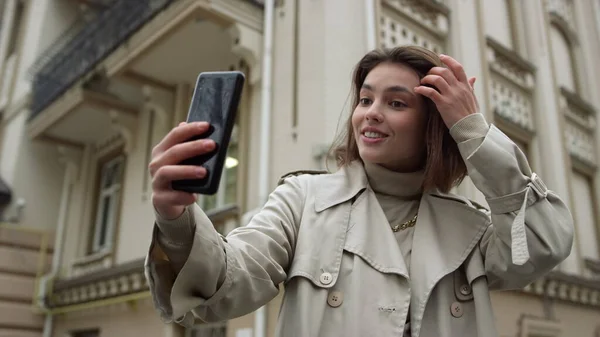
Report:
0,0,599,336
51,299,166,337
0,110,64,230
491,290,600,337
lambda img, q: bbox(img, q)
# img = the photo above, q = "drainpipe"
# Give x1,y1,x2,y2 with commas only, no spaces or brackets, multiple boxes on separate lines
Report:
365,0,377,50
41,158,77,337
254,0,275,336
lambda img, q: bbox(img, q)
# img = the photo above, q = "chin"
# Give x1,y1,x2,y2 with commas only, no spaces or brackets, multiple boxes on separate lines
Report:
358,149,384,164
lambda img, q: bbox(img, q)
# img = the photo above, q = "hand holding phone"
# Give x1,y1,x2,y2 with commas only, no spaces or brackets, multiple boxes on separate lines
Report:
148,121,215,220
171,71,245,195
148,71,244,220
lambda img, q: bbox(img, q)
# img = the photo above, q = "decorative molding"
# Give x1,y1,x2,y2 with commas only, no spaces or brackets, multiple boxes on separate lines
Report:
381,0,449,37
141,85,170,124
109,109,138,154
490,78,535,132
227,23,263,85
53,258,144,307
486,37,536,133
486,37,536,91
208,0,264,34
379,8,445,52
584,258,600,275
559,87,597,170
70,249,114,278
519,316,562,337
522,271,600,307
57,145,84,182
544,0,579,44
49,206,240,308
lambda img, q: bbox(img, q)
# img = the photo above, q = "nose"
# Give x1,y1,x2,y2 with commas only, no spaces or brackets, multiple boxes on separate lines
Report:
365,102,383,122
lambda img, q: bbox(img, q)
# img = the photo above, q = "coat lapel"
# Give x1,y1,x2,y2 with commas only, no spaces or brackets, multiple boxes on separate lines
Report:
345,188,409,278
313,162,408,278
409,191,491,336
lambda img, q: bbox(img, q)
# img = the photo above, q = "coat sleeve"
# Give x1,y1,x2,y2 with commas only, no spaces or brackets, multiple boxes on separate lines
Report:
451,115,574,290
144,175,306,326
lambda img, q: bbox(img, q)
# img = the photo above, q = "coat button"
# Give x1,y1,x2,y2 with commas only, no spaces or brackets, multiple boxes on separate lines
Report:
459,284,472,296
450,302,463,318
319,272,333,285
327,291,343,308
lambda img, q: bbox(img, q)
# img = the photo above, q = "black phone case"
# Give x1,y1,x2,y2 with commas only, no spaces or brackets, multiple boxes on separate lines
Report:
171,71,245,195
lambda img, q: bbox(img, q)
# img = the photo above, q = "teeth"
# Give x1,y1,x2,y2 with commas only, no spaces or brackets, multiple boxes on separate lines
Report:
364,131,385,138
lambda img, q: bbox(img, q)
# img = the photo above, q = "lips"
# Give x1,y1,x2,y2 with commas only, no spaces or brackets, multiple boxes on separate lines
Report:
361,126,388,139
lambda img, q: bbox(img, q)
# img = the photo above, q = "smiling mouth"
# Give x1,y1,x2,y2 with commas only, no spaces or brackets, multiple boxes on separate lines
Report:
363,131,388,139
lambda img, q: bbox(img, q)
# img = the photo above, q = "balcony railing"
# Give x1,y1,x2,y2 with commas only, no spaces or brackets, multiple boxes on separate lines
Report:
29,0,174,121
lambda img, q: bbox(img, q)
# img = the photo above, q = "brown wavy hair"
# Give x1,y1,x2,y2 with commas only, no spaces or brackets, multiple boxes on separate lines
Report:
330,46,467,193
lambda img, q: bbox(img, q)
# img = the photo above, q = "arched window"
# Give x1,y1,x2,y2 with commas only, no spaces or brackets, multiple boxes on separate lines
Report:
549,25,577,92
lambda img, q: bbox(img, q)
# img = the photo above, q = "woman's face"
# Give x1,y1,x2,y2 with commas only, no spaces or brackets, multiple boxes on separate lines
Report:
352,62,428,172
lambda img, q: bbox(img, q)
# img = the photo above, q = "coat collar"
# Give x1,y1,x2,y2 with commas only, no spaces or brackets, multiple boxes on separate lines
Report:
314,161,368,213
313,161,491,334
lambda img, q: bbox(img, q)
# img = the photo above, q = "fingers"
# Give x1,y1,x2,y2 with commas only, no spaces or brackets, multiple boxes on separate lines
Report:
414,85,443,104
148,138,215,176
152,122,211,157
469,77,476,89
152,164,207,190
420,74,450,94
440,54,469,84
428,67,457,86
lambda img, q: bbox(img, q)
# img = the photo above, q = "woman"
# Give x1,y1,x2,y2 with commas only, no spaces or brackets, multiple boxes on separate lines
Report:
145,46,573,337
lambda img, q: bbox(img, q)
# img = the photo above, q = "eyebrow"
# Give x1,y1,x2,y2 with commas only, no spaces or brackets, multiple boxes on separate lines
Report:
361,83,413,94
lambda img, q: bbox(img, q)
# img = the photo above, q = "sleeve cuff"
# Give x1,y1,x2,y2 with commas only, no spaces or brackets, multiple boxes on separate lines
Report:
154,204,196,246
449,113,489,143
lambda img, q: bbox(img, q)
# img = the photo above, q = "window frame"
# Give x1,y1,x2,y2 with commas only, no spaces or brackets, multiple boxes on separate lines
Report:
88,151,125,255
196,117,241,212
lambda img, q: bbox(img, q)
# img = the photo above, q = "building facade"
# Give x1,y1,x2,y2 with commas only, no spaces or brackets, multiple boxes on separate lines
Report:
0,0,599,336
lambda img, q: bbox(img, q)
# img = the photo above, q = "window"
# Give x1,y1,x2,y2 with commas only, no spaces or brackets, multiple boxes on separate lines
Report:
185,323,226,337
91,155,124,254
484,0,515,49
197,124,239,212
549,26,577,92
570,171,599,262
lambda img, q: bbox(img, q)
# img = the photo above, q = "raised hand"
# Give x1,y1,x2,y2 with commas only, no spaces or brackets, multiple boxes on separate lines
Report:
414,54,478,129
148,121,215,220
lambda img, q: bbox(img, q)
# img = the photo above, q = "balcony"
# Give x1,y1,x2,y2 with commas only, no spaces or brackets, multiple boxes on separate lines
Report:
523,270,600,307
486,36,536,140
560,87,597,174
27,0,264,148
44,206,238,311
29,0,175,121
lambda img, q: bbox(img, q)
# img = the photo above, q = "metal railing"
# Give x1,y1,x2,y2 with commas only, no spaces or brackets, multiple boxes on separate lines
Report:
29,0,174,121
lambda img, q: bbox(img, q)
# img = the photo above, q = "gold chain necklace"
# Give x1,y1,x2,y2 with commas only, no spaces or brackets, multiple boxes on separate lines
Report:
392,213,417,232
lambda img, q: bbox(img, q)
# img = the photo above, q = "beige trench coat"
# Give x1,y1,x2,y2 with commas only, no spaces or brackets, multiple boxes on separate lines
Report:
145,125,574,337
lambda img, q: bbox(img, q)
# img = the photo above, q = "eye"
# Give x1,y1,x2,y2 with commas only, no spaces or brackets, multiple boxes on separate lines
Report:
390,100,407,109
359,98,372,105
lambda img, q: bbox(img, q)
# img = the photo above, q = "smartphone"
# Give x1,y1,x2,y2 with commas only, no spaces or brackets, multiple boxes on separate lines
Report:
171,71,245,195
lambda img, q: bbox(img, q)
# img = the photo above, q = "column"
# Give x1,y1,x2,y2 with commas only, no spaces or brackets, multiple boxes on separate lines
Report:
446,0,490,205
520,0,578,273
